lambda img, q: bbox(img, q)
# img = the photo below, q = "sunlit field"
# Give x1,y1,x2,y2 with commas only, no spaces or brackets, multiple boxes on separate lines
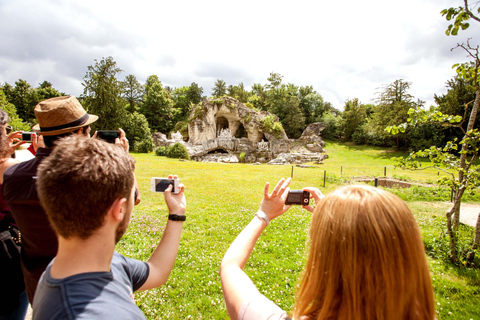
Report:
119,141,479,319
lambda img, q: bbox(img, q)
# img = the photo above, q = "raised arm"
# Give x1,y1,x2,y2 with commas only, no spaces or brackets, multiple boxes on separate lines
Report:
139,174,186,290
220,178,291,320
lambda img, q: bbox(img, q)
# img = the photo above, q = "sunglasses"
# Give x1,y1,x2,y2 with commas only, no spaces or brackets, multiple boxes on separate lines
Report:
5,125,12,134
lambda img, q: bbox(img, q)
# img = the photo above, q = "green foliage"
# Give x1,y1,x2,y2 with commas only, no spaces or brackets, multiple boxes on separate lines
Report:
239,152,246,163
122,112,152,149
140,75,174,133
0,89,30,131
154,146,167,156
210,97,224,106
189,103,207,123
171,84,204,125
122,74,144,113
319,111,342,140
341,98,367,141
166,142,190,160
261,115,283,137
211,79,226,97
441,4,479,36
244,102,255,110
81,56,126,131
227,82,249,103
134,138,154,153
174,120,189,138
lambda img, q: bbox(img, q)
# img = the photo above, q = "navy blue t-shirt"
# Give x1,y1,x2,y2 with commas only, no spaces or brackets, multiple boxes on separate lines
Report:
33,252,150,320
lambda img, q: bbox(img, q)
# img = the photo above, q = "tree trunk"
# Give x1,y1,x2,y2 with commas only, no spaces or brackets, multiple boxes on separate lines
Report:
467,210,480,263
447,195,461,262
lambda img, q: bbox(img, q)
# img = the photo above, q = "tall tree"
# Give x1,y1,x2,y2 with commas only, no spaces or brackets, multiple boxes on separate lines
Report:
122,74,144,113
7,79,36,123
227,83,249,103
435,75,478,143
81,57,126,130
140,75,174,133
372,79,419,148
342,98,367,141
186,82,203,105
250,83,268,111
211,79,227,97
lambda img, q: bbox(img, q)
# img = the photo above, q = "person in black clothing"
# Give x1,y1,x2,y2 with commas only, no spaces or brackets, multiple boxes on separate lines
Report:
2,95,140,303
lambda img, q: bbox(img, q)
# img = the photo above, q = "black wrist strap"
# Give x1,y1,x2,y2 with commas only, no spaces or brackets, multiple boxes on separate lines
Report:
168,214,186,221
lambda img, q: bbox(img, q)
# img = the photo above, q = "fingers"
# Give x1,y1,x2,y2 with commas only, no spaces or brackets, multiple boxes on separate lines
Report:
303,187,325,203
270,178,285,196
270,178,291,197
119,128,126,138
8,131,22,142
92,131,98,139
263,182,270,198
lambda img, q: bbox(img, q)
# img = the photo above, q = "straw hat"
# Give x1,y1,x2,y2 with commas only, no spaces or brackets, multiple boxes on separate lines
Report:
32,96,98,136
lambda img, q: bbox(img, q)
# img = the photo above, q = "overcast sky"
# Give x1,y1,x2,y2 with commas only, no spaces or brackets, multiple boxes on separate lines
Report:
1,0,479,110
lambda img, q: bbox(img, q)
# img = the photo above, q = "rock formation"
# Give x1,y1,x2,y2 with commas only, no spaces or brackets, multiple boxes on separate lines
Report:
152,97,328,164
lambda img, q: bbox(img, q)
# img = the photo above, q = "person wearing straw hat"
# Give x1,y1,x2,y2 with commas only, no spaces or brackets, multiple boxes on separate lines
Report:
2,95,136,304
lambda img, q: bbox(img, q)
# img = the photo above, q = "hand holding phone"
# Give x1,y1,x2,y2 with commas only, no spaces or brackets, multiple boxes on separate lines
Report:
150,177,180,194
96,130,120,143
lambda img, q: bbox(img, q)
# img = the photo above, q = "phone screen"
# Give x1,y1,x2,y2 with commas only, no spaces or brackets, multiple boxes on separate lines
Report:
154,179,174,192
22,132,33,142
97,131,120,143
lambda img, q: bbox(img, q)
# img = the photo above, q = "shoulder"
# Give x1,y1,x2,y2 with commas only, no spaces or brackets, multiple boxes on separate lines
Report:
112,252,150,291
0,159,20,182
34,264,146,320
239,291,288,320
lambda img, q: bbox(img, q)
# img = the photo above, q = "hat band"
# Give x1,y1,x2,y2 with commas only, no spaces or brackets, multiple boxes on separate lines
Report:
40,113,90,132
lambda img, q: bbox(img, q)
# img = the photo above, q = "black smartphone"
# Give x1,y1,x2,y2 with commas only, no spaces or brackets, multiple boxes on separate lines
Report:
97,130,120,143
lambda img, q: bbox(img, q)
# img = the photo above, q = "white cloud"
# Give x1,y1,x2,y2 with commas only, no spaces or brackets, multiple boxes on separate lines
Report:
1,0,479,109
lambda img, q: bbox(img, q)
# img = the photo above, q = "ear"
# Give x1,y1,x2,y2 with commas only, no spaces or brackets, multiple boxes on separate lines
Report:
108,197,128,222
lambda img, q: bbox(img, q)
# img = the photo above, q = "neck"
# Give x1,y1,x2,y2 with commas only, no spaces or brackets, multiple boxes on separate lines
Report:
50,231,116,279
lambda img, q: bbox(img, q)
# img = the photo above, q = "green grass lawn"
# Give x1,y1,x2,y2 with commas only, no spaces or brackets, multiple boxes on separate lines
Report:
118,141,480,319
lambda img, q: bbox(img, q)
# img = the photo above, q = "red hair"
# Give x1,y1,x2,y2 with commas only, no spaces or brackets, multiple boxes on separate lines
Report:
293,185,435,319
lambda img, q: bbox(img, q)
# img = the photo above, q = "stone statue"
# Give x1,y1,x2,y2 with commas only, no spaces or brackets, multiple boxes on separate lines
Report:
257,139,269,152
218,128,232,139
171,131,183,141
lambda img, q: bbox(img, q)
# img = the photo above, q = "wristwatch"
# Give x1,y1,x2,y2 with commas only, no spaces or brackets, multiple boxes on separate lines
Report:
168,214,186,221
255,210,270,226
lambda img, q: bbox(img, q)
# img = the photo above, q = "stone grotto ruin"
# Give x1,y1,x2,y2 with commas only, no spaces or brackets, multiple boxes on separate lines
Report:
152,96,329,164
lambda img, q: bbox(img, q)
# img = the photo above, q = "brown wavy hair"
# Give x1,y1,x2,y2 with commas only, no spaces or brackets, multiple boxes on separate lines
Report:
292,185,435,320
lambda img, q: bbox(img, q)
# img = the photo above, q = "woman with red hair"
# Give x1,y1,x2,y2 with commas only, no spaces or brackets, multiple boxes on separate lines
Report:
220,178,435,320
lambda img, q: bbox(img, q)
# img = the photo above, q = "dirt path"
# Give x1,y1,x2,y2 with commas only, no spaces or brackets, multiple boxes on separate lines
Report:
458,203,480,228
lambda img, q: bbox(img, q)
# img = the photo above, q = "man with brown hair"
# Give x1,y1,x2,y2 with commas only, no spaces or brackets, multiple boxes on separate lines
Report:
2,96,139,303
32,135,186,319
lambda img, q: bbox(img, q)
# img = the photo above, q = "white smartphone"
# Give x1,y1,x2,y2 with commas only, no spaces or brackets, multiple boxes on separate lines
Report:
150,177,180,194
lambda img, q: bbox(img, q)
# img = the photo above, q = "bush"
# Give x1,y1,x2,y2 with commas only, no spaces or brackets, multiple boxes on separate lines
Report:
239,152,246,163
166,142,190,160
135,138,153,153
155,146,167,156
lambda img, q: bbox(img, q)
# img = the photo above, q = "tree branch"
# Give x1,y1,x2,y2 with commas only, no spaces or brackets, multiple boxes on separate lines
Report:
464,0,480,23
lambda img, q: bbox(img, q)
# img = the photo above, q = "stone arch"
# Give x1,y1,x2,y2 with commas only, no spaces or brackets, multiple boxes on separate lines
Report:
216,116,229,136
207,148,228,154
234,122,248,138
